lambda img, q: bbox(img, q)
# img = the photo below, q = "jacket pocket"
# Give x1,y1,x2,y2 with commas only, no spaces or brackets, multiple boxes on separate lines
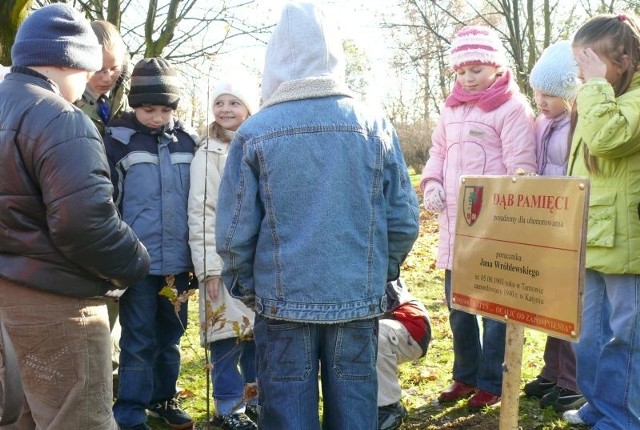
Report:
587,191,616,248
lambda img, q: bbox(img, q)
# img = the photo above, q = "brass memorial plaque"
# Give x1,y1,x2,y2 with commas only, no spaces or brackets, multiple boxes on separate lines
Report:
451,175,589,341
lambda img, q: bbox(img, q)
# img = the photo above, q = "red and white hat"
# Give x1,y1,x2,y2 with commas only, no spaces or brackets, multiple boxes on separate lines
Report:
449,26,507,71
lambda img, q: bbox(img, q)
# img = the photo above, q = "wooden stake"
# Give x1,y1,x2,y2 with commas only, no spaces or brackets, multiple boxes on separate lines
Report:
500,322,524,429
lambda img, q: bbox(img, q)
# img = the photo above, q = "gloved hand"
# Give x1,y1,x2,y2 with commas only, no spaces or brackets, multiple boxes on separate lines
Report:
423,181,445,212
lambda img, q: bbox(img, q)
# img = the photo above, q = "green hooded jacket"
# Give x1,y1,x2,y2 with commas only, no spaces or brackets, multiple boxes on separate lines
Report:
568,72,640,274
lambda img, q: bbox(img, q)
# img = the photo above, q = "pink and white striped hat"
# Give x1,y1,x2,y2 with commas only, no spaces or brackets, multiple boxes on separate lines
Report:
449,26,507,70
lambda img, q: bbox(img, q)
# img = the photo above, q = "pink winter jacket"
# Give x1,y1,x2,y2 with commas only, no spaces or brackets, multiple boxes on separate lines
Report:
420,94,537,270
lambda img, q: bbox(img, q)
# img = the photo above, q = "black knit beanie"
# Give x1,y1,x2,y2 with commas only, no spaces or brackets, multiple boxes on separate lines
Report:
129,58,181,109
11,4,102,71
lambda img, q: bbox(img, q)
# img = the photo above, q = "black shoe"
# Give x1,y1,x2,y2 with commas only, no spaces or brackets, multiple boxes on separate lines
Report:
119,424,151,430
245,405,260,422
148,398,194,429
540,386,587,412
210,412,257,430
523,375,556,398
378,401,408,430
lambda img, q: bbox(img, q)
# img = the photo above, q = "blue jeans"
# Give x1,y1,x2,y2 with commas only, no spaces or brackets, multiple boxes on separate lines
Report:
113,273,189,427
445,270,505,395
574,270,640,429
254,314,378,430
210,337,257,416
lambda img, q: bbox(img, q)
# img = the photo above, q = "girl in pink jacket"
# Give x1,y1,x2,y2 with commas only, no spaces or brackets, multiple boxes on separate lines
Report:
420,25,537,409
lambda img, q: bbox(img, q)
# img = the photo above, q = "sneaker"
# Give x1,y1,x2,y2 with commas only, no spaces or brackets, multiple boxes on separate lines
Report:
540,386,587,412
563,409,586,425
245,404,260,422
210,412,257,430
118,424,151,430
378,401,408,430
523,375,556,398
148,398,194,429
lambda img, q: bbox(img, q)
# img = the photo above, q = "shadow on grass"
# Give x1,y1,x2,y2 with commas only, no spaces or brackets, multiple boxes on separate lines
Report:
399,395,577,430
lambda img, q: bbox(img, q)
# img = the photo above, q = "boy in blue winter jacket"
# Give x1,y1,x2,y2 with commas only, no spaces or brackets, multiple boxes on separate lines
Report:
104,57,197,430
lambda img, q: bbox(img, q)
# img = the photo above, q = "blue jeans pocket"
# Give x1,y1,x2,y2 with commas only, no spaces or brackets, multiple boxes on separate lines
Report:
264,320,312,382
332,319,377,380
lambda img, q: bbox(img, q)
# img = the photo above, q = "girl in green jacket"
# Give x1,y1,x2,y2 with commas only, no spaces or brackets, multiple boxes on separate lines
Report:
564,13,640,428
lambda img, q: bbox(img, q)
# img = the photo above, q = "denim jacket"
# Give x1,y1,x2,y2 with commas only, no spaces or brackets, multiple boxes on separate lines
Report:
215,79,420,323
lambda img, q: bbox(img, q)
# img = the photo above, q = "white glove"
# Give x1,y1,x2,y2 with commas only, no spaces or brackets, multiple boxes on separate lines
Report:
423,181,445,212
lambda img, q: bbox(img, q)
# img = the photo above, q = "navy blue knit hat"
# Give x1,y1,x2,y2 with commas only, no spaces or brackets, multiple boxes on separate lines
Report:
11,4,102,71
129,58,181,109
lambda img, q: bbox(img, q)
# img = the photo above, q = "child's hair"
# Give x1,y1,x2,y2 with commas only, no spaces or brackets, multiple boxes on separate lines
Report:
573,13,640,96
206,122,235,144
90,20,128,86
90,21,126,57
571,13,640,172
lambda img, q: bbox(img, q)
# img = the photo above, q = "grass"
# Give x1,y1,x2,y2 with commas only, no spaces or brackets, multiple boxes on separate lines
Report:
148,173,579,429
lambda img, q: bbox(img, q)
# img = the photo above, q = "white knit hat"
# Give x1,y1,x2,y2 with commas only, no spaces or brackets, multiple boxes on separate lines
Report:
211,79,259,115
0,65,9,81
449,26,507,71
529,41,581,100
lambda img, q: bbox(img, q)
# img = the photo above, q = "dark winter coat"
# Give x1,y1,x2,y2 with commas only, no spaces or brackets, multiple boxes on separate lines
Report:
0,67,150,298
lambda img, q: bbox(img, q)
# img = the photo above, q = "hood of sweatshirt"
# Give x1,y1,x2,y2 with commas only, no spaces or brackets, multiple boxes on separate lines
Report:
261,1,347,104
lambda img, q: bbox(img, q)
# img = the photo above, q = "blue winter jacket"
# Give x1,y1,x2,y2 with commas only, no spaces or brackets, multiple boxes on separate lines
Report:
105,111,196,275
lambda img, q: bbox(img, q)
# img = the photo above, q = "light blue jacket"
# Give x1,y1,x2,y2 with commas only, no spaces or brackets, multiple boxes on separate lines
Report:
215,89,419,323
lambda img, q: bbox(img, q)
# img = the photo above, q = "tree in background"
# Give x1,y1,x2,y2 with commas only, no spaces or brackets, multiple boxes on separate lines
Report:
0,0,31,65
384,0,640,174
12,0,272,66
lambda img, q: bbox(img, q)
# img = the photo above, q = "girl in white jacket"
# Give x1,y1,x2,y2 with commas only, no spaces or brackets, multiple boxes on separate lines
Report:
188,78,259,430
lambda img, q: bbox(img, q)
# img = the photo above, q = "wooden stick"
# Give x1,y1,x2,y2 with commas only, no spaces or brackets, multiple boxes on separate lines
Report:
500,321,524,429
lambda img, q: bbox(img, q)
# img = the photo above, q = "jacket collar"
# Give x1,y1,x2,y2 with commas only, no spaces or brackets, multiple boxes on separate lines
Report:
261,77,353,109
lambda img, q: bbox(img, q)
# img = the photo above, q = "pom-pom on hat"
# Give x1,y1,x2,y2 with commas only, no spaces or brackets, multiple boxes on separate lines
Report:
449,25,507,71
129,58,181,109
11,4,102,71
211,78,259,115
529,41,581,100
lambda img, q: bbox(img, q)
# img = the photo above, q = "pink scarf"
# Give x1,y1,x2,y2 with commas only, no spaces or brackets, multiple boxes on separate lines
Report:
444,69,517,112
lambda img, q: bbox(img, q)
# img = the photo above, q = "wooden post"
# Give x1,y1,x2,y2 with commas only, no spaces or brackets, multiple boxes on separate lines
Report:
499,321,524,429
